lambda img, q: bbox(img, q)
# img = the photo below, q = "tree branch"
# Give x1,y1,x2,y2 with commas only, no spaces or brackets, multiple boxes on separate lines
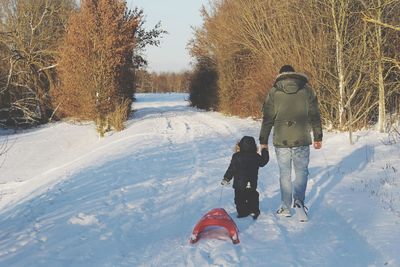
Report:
363,16,400,31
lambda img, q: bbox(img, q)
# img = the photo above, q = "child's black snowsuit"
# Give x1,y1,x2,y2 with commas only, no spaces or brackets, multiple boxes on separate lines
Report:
223,136,269,218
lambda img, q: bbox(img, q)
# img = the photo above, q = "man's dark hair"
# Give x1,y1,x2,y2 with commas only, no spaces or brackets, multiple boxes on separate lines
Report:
279,65,295,73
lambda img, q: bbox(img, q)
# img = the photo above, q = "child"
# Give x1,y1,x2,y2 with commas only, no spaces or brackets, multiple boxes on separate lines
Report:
221,136,269,219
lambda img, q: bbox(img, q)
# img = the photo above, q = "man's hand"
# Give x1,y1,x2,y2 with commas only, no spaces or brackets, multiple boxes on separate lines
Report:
260,144,268,150
313,141,322,149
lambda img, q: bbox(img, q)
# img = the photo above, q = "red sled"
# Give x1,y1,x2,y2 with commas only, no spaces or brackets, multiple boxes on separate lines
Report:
190,208,240,244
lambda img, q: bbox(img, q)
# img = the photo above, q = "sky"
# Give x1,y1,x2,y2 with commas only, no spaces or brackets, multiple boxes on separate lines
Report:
127,0,208,73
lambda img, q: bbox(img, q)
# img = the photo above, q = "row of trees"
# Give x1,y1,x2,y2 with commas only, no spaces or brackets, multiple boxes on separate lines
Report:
189,0,400,140
0,0,164,136
135,70,190,93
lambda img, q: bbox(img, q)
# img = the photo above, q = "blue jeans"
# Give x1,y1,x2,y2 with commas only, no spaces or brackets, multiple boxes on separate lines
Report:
275,146,310,208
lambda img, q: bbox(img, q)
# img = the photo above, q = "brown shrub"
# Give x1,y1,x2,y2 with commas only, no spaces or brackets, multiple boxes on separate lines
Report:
52,0,138,135
109,98,131,132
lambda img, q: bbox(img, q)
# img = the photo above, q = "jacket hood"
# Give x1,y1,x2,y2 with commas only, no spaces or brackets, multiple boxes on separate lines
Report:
275,72,309,94
238,136,257,153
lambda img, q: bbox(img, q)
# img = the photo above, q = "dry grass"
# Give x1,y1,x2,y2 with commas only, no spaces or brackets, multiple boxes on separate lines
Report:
109,98,131,132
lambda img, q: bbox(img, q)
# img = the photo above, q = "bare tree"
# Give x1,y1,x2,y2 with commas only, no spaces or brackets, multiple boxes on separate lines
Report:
361,0,400,132
0,0,76,126
136,70,190,93
0,138,6,165
189,0,399,139
0,135,11,168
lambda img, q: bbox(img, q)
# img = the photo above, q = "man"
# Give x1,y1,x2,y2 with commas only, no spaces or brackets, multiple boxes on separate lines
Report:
259,65,322,222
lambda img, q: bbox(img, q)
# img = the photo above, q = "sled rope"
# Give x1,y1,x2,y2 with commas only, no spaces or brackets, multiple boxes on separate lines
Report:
218,185,224,206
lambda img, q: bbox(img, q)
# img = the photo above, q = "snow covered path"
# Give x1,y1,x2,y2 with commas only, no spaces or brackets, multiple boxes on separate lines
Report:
0,93,399,266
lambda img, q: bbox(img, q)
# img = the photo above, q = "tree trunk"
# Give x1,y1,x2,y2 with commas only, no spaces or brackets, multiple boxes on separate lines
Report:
376,0,386,133
336,38,346,130
348,106,354,144
332,1,346,130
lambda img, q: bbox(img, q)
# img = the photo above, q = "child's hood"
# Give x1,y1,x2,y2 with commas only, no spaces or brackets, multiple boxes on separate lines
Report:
238,136,257,153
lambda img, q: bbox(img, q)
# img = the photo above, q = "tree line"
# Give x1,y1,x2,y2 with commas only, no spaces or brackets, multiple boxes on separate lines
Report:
188,0,400,140
135,70,190,93
0,0,164,136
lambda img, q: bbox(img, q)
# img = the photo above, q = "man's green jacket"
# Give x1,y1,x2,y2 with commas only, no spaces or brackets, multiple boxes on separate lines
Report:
259,72,323,148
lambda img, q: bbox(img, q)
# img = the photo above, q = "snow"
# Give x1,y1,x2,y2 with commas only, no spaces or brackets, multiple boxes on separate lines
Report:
0,93,399,266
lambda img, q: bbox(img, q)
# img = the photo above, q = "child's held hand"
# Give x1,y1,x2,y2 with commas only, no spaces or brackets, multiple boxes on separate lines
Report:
221,179,230,186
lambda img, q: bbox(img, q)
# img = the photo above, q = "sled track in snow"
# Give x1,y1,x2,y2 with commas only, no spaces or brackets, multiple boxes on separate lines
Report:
131,100,248,266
